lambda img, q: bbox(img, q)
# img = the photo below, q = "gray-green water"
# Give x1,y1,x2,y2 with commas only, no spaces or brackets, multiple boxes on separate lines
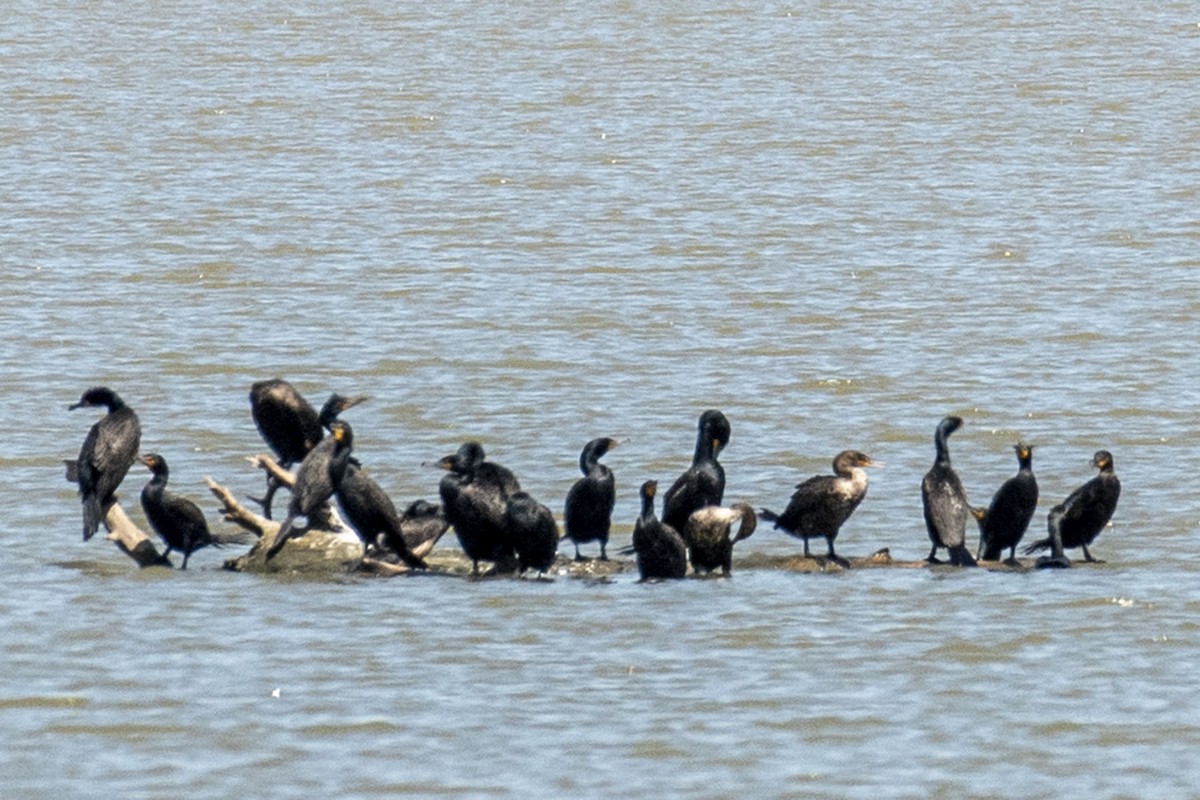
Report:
4,2,1200,797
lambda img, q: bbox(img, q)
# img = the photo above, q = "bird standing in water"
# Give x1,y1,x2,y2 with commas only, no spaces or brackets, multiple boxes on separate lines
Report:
70,387,141,540
972,443,1038,564
140,454,247,569
633,480,688,581
563,437,618,560
662,410,731,535
1023,450,1120,566
921,416,976,567
684,501,756,576
760,449,881,568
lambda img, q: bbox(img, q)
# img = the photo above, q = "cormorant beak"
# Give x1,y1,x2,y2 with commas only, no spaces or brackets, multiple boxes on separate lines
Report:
141,455,154,467
423,458,453,471
340,396,368,412
68,401,87,410
864,459,884,469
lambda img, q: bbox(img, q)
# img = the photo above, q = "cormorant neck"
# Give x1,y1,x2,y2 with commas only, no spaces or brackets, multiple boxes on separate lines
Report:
640,494,657,522
933,433,953,467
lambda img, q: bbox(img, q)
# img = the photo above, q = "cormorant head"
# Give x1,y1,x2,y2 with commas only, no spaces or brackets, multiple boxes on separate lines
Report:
580,437,618,472
456,442,486,469
318,393,367,427
641,479,658,501
403,499,441,518
70,386,123,412
141,453,168,477
329,420,353,448
1091,450,1114,472
840,450,883,470
697,409,731,457
937,416,964,436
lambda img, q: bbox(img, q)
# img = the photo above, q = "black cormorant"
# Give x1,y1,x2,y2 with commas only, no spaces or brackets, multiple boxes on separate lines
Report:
432,442,521,575
506,492,560,577
397,500,450,561
973,443,1038,563
632,480,688,581
921,416,977,567
759,449,881,567
563,437,618,561
326,427,427,570
140,454,247,569
1023,450,1120,565
661,410,731,535
70,387,141,540
248,380,365,518
265,419,355,560
684,501,756,575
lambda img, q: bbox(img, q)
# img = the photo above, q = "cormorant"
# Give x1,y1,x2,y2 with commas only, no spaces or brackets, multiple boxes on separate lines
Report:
661,410,731,535
265,419,355,560
432,442,521,575
140,454,248,569
759,449,881,567
248,380,365,518
506,492,560,577
70,387,141,540
973,443,1038,563
1023,450,1120,565
563,437,618,560
632,480,688,581
397,500,450,561
326,427,427,570
921,416,977,567
684,501,756,575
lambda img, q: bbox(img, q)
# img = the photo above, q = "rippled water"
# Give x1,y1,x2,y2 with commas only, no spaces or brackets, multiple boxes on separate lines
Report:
4,2,1200,797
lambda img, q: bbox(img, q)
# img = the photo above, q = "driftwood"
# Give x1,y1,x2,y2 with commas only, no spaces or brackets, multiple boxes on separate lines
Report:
64,459,171,567
211,454,365,575
67,456,1062,576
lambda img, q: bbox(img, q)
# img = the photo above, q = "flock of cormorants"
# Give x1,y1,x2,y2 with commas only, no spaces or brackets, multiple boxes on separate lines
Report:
67,381,1122,578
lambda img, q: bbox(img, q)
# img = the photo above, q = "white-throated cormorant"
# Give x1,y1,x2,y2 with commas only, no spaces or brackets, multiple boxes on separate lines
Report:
70,386,141,540
760,449,881,567
684,501,756,575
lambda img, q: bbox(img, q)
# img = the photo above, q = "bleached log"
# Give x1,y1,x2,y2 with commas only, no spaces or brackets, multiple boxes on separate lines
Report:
64,459,169,568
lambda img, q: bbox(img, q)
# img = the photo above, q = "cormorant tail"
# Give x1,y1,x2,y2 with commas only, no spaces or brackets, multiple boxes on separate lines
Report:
948,544,977,567
758,508,780,524
264,517,296,560
213,530,255,547
1022,537,1050,555
82,495,104,541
